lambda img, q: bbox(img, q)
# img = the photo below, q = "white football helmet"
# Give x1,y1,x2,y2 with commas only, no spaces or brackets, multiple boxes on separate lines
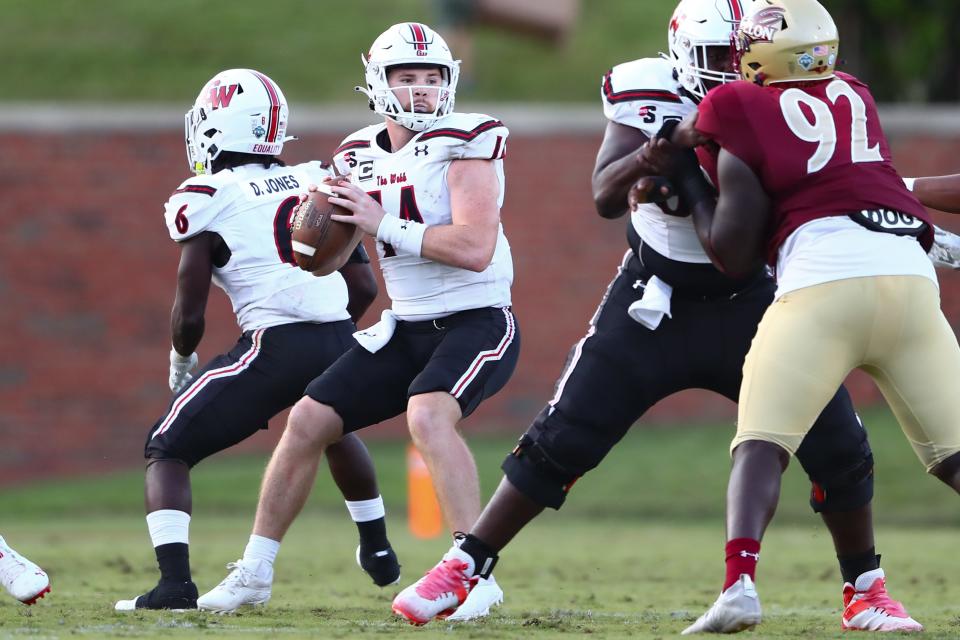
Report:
185,68,294,174
356,22,460,132
667,0,744,100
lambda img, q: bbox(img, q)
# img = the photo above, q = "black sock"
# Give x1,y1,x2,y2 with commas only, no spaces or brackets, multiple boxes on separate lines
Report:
357,517,390,552
838,548,879,585
458,533,499,579
155,543,191,583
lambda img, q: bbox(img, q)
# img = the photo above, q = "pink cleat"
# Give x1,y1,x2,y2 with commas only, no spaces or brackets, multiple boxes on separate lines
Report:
841,568,922,632
392,558,477,625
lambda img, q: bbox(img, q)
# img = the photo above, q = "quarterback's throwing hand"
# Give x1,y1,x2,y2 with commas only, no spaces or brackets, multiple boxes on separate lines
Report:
329,180,386,236
169,348,198,394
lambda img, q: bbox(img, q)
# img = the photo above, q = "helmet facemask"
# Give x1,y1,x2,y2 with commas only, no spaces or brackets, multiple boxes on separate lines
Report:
667,0,743,101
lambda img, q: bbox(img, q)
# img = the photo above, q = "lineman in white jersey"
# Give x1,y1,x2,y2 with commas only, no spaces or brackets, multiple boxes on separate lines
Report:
389,0,917,629
117,69,400,613
202,25,518,622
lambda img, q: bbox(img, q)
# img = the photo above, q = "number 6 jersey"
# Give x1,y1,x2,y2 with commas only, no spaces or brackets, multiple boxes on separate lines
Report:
333,112,513,321
163,161,350,331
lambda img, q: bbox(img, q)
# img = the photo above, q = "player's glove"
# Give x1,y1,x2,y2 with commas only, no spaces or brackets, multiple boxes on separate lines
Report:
169,348,199,394
929,225,960,270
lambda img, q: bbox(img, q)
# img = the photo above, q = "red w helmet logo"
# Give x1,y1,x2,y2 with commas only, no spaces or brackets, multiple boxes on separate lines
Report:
205,81,239,110
739,6,786,43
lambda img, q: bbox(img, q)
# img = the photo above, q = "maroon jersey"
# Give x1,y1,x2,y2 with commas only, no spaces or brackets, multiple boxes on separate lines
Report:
695,72,931,264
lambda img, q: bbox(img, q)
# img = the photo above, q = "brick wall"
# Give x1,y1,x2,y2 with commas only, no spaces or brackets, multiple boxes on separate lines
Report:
2,128,958,484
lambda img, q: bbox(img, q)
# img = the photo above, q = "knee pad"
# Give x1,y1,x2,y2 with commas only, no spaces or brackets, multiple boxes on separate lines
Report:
501,408,614,510
501,433,581,510
809,453,874,513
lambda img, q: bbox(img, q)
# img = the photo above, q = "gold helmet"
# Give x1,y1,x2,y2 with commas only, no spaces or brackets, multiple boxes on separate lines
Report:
733,0,838,85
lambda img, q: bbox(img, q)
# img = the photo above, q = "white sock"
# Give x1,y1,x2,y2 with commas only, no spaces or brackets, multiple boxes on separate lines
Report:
344,496,385,522
243,534,280,565
146,509,190,547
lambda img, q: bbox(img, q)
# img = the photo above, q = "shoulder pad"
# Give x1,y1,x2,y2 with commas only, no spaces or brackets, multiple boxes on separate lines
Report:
417,113,509,161
835,71,868,90
332,125,380,174
601,58,693,135
164,174,228,241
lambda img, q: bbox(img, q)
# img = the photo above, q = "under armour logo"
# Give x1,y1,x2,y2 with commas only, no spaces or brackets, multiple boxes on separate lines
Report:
400,221,409,230
414,145,429,156
632,279,646,291
739,550,760,561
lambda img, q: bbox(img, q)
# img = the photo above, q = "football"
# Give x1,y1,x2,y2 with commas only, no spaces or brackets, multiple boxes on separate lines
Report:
290,188,361,275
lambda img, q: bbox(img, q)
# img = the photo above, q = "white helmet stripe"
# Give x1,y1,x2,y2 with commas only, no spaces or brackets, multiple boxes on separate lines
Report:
251,70,281,143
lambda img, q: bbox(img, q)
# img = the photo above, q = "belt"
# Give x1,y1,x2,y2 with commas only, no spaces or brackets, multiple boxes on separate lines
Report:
399,307,510,333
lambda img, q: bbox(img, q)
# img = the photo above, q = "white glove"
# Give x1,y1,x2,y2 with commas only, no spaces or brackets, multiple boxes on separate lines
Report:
169,348,199,394
928,225,960,270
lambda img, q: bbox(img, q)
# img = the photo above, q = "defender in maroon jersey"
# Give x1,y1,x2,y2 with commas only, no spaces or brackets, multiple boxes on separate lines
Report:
642,0,960,634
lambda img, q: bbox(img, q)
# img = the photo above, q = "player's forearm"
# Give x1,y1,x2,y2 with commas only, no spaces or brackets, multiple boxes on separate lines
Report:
911,174,960,214
592,153,651,219
421,224,497,272
171,305,204,356
340,262,379,324
171,318,204,356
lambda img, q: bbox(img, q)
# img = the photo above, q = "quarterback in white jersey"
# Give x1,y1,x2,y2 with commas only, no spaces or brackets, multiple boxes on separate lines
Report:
332,111,512,319
119,69,400,614
204,23,519,624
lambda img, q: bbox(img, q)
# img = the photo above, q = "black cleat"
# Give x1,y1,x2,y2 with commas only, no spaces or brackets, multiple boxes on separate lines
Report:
115,580,198,611
356,545,401,587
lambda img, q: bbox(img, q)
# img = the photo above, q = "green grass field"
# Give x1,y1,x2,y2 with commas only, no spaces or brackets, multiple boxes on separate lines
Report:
1,409,959,638
0,0,675,103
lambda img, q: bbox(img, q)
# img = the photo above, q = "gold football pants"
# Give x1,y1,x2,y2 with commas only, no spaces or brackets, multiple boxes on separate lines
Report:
734,275,960,471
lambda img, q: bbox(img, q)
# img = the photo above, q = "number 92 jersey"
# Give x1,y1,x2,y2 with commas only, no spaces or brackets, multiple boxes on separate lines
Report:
602,58,709,263
163,161,350,331
696,71,932,262
333,112,513,320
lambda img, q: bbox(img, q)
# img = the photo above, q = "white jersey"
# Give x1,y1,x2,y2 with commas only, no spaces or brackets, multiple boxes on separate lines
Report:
602,58,710,263
163,162,350,331
333,112,513,320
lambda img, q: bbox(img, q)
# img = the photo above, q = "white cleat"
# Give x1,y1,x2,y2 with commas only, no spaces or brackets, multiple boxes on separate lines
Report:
841,568,923,632
445,574,503,621
197,558,272,613
0,537,50,605
682,574,761,635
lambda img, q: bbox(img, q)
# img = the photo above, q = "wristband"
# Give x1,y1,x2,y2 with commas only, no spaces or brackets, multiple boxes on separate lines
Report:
376,215,426,257
903,177,916,191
